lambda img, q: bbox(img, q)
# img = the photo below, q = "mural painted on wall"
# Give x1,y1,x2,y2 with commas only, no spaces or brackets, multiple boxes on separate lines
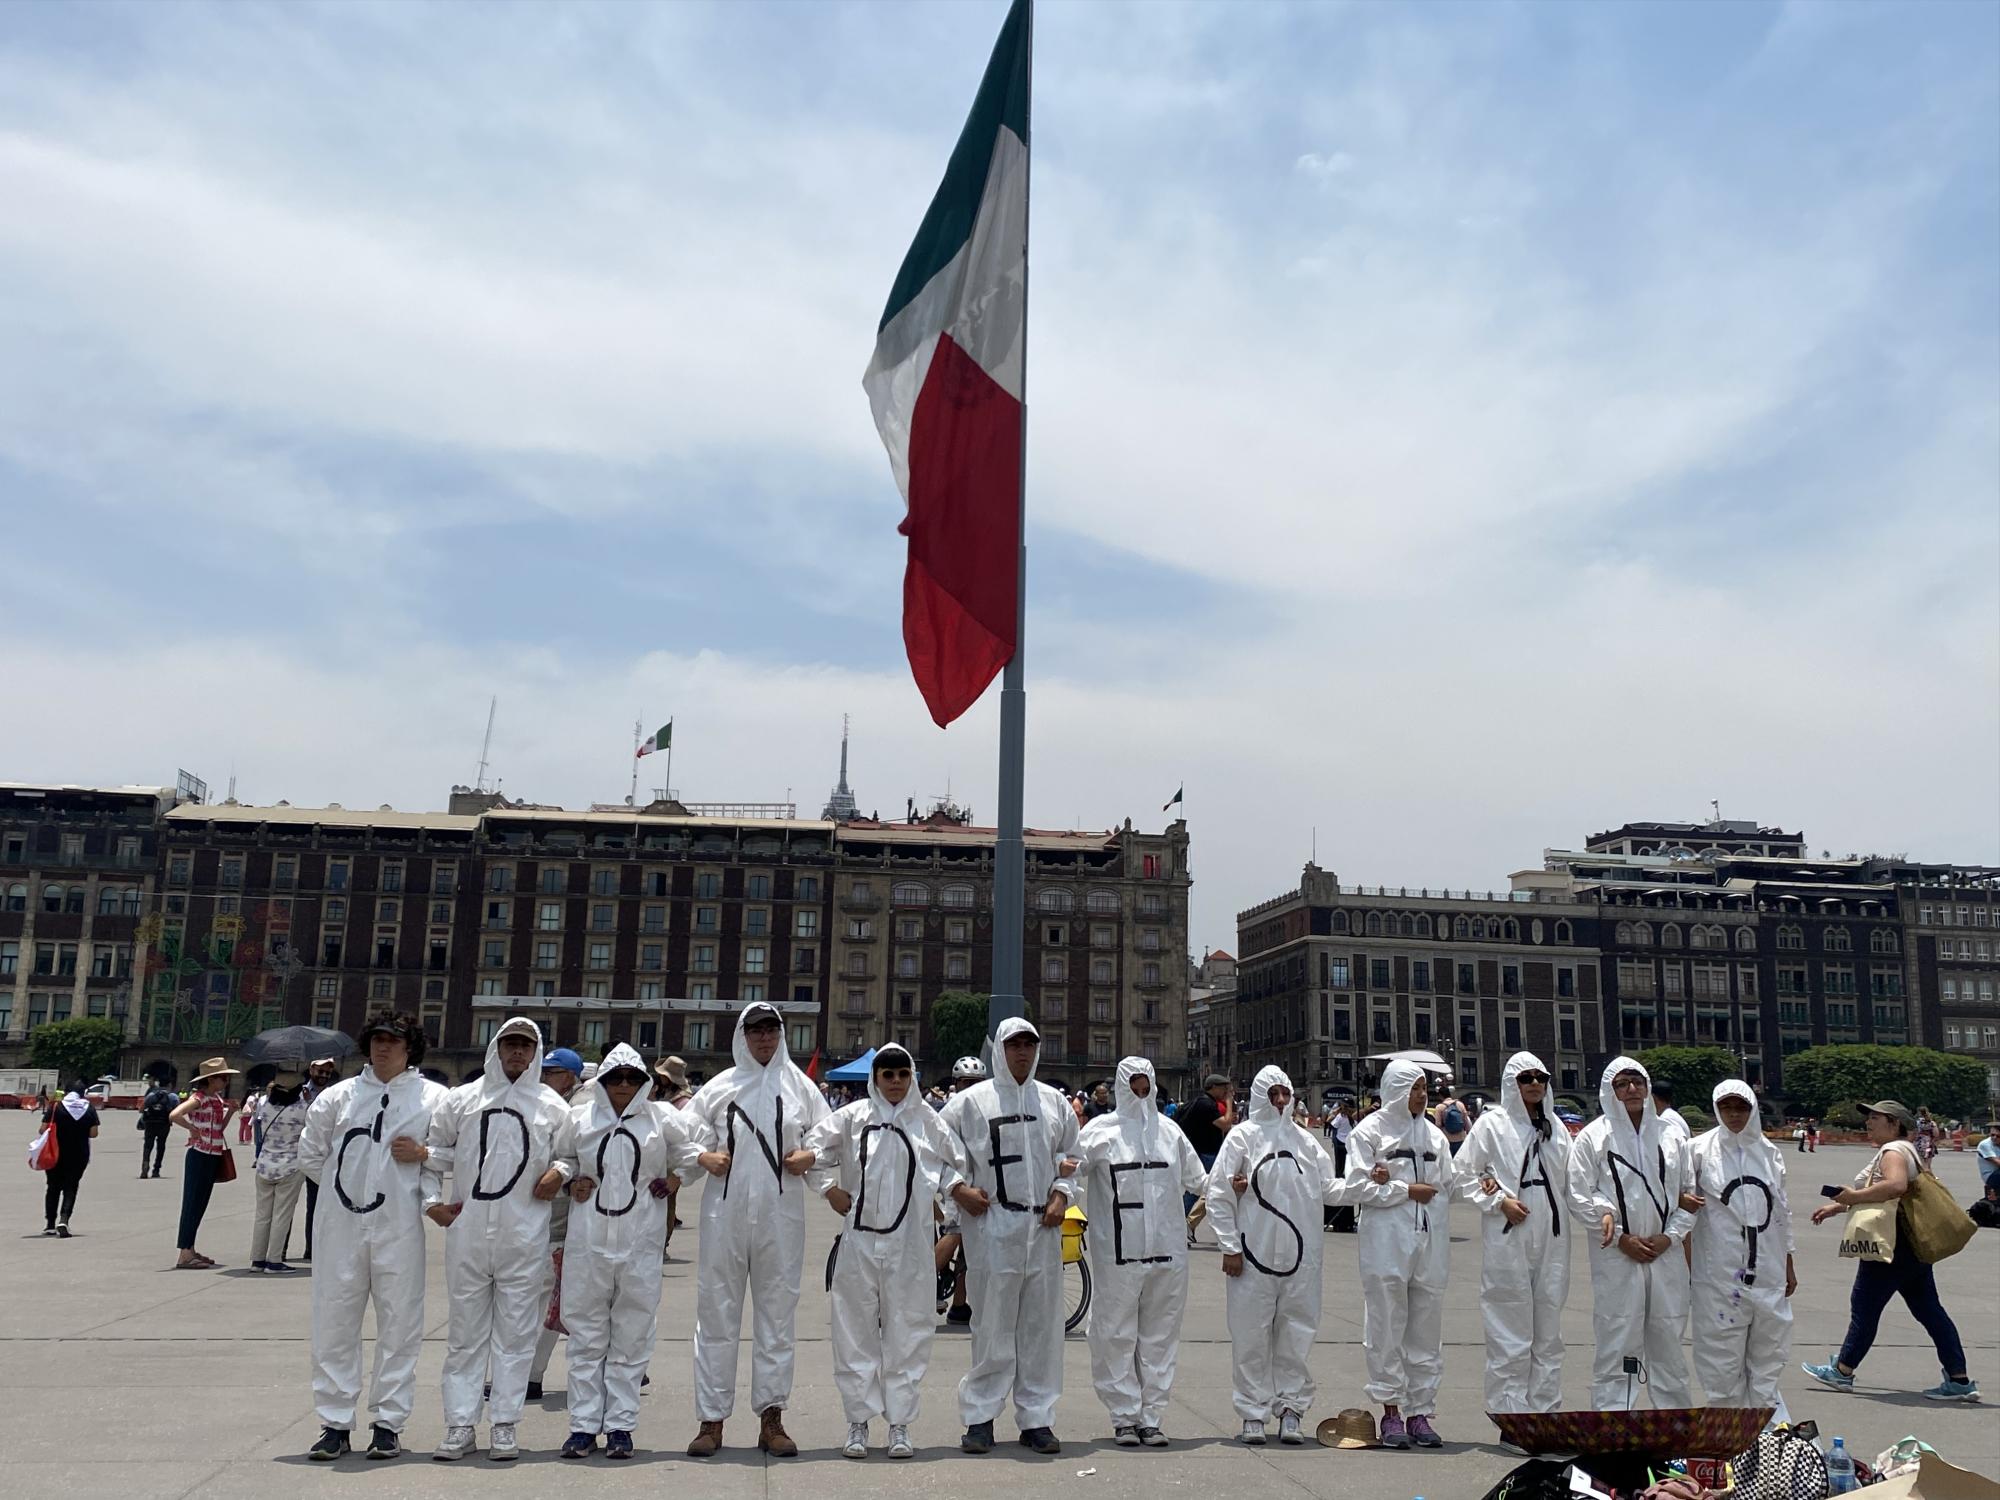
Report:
138,902,299,1044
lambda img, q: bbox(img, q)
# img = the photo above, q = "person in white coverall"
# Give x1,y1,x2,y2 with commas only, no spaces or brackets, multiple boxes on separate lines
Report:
800,1043,962,1460
298,1011,449,1462
560,1044,701,1460
1456,1051,1573,1416
1346,1059,1465,1449
1566,1055,1696,1410
423,1016,577,1462
1204,1064,1354,1447
1688,1079,1795,1416
939,1016,1080,1456
681,1002,832,1458
1075,1056,1211,1448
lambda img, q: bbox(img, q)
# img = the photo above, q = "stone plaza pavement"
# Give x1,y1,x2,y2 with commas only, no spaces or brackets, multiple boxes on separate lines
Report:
2,1125,1994,1500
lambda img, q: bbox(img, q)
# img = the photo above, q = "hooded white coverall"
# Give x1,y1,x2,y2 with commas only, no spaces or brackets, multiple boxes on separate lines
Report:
804,1047,963,1426
938,1015,1081,1431
1204,1065,1350,1422
1456,1050,1573,1414
682,1008,832,1422
564,1042,702,1435
1347,1058,1467,1417
424,1018,578,1429
298,1063,448,1434
1565,1055,1696,1409
1688,1080,1795,1414
1076,1057,1211,1430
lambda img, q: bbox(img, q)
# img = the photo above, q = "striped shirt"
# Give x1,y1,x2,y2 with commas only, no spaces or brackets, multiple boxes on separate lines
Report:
185,1094,229,1156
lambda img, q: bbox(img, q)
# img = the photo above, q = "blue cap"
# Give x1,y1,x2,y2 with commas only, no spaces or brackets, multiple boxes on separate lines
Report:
544,1048,585,1075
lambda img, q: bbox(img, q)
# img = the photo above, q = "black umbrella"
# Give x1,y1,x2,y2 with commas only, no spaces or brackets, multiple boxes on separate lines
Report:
240,1024,356,1068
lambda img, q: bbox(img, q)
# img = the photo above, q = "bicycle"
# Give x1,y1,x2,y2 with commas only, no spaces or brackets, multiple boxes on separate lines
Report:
826,1205,1093,1334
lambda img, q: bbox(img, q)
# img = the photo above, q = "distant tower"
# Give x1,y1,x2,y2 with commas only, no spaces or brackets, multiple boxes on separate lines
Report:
821,715,859,822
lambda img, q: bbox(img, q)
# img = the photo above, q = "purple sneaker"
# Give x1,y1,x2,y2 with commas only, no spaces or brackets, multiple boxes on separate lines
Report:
1406,1415,1441,1448
1379,1414,1409,1449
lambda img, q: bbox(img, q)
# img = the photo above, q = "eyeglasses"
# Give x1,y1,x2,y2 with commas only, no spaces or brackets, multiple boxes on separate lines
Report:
876,1069,913,1081
1612,1076,1649,1092
1516,1072,1548,1085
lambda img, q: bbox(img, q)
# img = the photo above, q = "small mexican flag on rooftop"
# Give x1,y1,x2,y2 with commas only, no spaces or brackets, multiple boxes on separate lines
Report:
635,721,672,759
863,0,1029,729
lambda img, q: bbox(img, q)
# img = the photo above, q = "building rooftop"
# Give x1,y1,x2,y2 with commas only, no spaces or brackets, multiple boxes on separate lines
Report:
164,802,480,833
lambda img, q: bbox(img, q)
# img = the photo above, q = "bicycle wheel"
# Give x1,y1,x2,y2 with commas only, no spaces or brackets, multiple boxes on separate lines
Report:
825,1234,840,1292
1064,1256,1091,1334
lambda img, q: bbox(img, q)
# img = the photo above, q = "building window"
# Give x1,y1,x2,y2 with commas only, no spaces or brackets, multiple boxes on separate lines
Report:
586,942,611,970
538,902,562,931
697,907,720,933
592,868,617,896
643,905,667,933
789,1023,814,1054
1370,959,1391,990
745,945,768,974
797,876,819,901
687,1021,712,1051
1554,920,1572,944
893,883,929,907
694,944,717,973
696,873,721,899
1328,957,1351,989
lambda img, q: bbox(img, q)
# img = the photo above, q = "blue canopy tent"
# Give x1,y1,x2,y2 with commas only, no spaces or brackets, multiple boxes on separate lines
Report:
824,1048,877,1084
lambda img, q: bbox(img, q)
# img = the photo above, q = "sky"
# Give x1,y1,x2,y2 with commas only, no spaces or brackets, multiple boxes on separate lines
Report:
2,0,1996,958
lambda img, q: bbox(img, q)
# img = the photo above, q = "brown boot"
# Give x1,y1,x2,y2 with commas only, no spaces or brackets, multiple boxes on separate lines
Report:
758,1407,798,1458
687,1421,724,1458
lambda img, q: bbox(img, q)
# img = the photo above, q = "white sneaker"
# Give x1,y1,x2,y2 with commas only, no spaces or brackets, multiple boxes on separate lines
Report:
844,1421,869,1459
488,1423,518,1462
432,1425,476,1462
887,1425,913,1459
1278,1410,1304,1445
1239,1419,1266,1446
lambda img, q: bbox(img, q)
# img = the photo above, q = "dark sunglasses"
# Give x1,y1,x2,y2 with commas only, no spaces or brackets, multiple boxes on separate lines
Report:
875,1068,913,1080
1516,1072,1549,1085
601,1070,647,1086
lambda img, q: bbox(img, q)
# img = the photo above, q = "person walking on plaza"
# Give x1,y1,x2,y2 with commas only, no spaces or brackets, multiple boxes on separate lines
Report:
528,1046,585,1402
651,1054,695,1255
169,1057,241,1269
1177,1072,1235,1243
1688,1080,1795,1416
1206,1064,1354,1447
249,1076,309,1271
1457,1051,1572,1415
40,1082,100,1237
940,1016,1080,1457
138,1076,175,1178
1566,1056,1695,1410
1075,1055,1211,1448
1652,1080,1691,1149
561,1044,701,1460
802,1042,962,1460
1348,1059,1464,1449
1978,1120,2000,1194
681,1003,832,1458
298,1013,448,1462
425,1017,577,1463
1803,1100,1979,1402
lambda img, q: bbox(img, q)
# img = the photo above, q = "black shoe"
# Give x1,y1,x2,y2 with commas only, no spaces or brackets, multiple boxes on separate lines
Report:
365,1425,400,1461
56,1224,71,1239
961,1420,993,1454
947,1304,972,1324
525,1381,544,1402
606,1430,634,1460
308,1427,351,1462
42,1225,55,1237
640,1374,650,1388
561,1431,596,1459
1019,1427,1061,1456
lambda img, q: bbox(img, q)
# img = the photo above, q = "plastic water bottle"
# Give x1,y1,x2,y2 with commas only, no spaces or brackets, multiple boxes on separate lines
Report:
1826,1436,1857,1493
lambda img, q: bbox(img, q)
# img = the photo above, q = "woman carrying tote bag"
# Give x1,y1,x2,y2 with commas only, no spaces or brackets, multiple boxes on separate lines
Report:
1801,1100,1978,1402
169,1058,241,1269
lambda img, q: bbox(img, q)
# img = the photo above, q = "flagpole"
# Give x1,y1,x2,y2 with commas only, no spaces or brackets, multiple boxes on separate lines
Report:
988,0,1032,1045
630,719,642,806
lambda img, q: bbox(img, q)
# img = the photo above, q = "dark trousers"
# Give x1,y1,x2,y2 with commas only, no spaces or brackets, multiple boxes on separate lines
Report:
1324,1140,1349,1227
1837,1234,1968,1378
304,1178,317,1257
177,1149,223,1252
45,1164,85,1226
141,1125,170,1175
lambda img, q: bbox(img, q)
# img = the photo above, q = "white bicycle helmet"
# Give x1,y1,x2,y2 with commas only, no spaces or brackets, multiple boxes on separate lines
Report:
951,1055,988,1081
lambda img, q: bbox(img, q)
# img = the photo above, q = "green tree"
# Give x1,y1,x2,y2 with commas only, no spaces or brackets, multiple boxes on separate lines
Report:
929,991,991,1069
29,1017,125,1085
1780,1044,1989,1118
1635,1045,1740,1110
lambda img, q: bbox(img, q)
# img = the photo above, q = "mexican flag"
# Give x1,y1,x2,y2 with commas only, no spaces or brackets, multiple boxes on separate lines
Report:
864,0,1029,728
635,721,671,759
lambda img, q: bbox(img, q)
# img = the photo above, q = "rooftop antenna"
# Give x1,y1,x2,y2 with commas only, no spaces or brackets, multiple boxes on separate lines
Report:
475,696,498,793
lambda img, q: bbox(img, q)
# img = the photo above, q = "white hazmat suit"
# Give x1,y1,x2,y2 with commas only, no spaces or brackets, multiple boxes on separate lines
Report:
1347,1058,1465,1418
804,1045,963,1427
938,1016,1080,1433
1075,1057,1211,1433
1204,1065,1350,1423
682,1006,832,1422
1688,1079,1795,1414
424,1017,577,1431
298,1061,448,1435
1456,1050,1573,1414
1566,1055,1696,1409
564,1043,701,1436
